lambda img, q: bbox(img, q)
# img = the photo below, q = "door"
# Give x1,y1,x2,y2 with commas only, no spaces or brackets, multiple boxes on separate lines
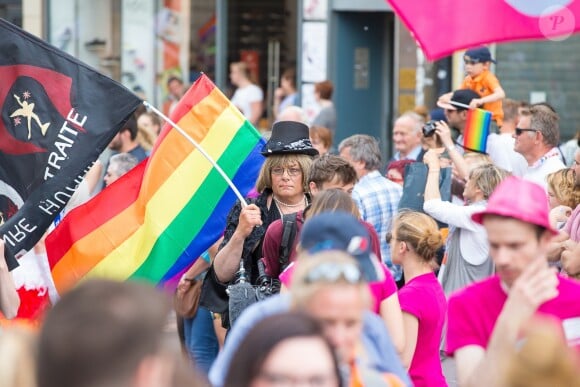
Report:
331,11,394,159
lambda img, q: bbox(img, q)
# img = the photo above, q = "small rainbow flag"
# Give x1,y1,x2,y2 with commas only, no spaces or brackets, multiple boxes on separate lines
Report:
45,74,265,295
463,108,491,153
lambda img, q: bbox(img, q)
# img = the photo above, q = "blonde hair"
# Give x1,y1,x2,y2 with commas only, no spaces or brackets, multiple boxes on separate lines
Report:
463,152,492,171
291,251,371,310
393,211,443,265
0,327,37,387
546,168,580,208
255,154,313,193
231,61,255,83
306,189,360,220
136,126,155,152
504,320,580,387
469,163,510,199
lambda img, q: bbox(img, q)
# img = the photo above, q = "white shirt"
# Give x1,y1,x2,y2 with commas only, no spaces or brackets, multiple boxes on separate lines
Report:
231,84,263,121
456,133,512,172
523,148,566,191
424,199,489,265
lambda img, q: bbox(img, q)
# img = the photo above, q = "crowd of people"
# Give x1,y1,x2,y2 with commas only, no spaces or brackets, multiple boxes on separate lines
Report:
1,46,580,387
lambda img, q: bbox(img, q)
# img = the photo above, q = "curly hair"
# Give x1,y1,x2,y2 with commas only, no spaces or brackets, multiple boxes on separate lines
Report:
546,168,580,209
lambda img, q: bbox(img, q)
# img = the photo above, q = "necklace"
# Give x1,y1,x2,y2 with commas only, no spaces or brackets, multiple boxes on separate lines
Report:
273,194,306,208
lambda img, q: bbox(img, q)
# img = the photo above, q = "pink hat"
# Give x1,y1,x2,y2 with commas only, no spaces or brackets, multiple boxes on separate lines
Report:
471,176,558,235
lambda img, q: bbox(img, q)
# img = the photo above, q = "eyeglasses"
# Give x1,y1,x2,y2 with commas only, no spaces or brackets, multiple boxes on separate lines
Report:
304,262,363,284
515,128,540,136
271,167,302,177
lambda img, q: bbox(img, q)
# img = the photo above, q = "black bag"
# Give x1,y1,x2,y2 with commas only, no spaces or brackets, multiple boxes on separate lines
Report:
398,163,452,227
227,260,279,327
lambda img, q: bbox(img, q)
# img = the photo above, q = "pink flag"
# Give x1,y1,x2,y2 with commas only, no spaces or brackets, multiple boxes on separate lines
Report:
387,0,580,60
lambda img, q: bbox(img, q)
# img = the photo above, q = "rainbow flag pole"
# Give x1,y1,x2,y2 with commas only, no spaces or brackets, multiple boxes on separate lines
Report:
46,74,265,296
451,101,492,154
144,101,248,207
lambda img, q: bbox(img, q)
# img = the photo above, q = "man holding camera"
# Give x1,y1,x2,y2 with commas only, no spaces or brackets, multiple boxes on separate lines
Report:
437,89,513,173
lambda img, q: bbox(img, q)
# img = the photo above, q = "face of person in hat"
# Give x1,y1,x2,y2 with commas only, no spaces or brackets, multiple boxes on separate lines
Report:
257,121,318,208
440,89,480,132
266,155,309,204
483,215,553,287
473,177,557,287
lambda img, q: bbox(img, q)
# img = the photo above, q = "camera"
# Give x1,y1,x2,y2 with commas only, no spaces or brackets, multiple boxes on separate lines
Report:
422,120,438,137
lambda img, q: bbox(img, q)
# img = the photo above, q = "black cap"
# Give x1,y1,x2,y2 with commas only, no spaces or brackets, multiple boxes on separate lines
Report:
437,89,480,111
464,46,496,64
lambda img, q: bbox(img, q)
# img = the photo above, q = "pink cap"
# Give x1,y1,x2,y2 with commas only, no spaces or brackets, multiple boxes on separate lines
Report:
471,176,558,235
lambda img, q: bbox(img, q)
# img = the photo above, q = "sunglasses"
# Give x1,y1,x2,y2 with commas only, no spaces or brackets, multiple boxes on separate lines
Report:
304,262,363,284
515,128,540,136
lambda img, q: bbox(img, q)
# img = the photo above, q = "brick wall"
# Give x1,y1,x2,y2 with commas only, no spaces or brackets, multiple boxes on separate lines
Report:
496,36,580,141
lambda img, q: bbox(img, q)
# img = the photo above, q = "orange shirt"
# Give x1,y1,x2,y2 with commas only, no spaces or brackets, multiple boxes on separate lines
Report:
460,70,504,126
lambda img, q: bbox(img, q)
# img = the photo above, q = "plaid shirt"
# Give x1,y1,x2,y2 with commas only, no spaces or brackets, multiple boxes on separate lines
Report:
352,170,403,280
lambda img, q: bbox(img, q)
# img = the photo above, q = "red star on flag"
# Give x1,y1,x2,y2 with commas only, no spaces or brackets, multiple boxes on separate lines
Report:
22,90,31,99
13,117,21,126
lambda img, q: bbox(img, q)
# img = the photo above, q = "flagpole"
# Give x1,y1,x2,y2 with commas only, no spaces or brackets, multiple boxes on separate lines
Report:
144,101,248,207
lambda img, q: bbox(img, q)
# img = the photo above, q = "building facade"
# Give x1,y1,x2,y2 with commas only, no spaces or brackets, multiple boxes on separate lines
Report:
12,0,579,159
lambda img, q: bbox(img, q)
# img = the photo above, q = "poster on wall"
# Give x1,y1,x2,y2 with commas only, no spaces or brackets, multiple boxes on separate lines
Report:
303,0,328,20
122,0,156,102
301,22,327,83
156,0,191,110
301,83,321,124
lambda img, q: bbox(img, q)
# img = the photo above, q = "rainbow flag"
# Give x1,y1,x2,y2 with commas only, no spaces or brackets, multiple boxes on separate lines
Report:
45,74,265,295
463,108,491,153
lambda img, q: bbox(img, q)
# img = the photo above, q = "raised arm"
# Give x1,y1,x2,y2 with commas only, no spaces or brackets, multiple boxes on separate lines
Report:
0,240,20,319
435,121,470,181
455,259,558,387
213,203,262,283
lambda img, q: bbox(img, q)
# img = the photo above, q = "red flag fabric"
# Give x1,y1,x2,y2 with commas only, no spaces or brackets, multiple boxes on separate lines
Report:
387,0,580,60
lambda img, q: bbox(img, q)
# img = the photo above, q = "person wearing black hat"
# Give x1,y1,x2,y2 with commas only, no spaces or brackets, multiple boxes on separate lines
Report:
434,89,513,175
200,120,318,330
438,46,505,127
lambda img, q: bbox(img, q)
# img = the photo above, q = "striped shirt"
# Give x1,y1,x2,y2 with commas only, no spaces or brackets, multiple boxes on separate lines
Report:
352,170,403,280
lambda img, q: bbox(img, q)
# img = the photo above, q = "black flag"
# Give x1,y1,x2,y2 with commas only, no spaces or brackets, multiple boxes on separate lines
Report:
0,19,142,269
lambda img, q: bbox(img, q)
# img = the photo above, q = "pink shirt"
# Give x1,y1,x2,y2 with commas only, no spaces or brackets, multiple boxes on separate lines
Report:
280,262,397,314
447,274,580,356
399,273,448,387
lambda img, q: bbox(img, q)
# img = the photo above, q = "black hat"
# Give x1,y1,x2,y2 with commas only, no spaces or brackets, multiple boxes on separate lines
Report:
437,89,480,111
261,121,319,157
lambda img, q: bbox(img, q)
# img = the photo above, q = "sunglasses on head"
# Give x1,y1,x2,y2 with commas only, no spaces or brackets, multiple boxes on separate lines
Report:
304,262,363,285
515,128,540,136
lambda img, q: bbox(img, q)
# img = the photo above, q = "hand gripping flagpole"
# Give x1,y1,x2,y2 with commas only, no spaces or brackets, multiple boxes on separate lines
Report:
143,101,248,207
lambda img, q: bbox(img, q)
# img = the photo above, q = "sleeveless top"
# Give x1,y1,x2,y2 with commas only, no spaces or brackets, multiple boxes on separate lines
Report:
440,227,495,296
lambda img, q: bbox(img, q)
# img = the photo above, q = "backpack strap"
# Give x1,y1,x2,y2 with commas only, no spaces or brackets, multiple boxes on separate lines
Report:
278,212,298,272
